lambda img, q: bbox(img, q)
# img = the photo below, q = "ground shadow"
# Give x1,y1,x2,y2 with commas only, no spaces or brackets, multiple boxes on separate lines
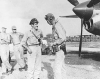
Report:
65,51,100,66
81,52,100,61
67,51,100,61
42,62,54,79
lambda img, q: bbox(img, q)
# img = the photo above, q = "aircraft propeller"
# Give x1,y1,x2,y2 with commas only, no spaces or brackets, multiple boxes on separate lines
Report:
87,0,100,7
60,0,100,57
60,17,84,57
68,0,79,6
60,0,87,57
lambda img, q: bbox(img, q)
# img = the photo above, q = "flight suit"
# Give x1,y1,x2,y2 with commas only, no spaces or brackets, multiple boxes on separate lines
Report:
21,29,43,79
0,33,12,73
10,32,25,68
52,20,66,79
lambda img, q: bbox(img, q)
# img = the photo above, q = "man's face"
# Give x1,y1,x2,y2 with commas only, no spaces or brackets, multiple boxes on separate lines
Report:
12,29,17,33
31,23,38,30
46,19,53,25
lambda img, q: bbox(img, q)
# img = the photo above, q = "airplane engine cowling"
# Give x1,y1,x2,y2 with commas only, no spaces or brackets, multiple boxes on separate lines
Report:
84,14,100,35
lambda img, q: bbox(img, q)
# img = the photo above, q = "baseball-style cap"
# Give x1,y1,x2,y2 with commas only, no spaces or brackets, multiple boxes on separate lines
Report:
12,26,16,30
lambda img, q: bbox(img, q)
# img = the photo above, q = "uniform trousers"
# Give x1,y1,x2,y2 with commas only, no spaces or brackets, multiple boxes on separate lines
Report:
27,45,41,79
13,44,25,68
0,44,12,72
53,49,65,79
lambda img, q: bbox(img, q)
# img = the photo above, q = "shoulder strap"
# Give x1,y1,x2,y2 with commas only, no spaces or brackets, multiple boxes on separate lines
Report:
30,30,39,40
30,30,42,45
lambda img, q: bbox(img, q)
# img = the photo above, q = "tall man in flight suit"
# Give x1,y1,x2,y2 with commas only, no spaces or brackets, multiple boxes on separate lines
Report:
10,26,25,70
0,27,12,74
45,13,67,79
21,18,43,79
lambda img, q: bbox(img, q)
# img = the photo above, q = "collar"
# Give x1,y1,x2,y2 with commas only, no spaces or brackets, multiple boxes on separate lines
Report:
53,19,59,26
30,29,39,33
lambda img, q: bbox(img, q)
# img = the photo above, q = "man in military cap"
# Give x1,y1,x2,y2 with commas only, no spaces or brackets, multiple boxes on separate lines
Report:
10,26,25,71
0,27,12,74
45,13,67,79
21,18,43,79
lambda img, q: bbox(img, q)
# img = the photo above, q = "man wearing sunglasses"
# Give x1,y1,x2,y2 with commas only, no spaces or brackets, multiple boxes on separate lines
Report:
10,26,25,71
21,18,43,79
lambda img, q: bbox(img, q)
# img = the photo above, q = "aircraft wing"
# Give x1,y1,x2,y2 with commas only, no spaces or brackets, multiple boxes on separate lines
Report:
59,15,79,18
87,0,100,7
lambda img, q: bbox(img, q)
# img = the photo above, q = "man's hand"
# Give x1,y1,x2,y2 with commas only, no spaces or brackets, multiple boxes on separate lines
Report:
22,44,32,54
27,48,32,54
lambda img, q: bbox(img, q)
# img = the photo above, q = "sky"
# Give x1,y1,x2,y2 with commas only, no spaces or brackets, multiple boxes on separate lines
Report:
0,0,92,36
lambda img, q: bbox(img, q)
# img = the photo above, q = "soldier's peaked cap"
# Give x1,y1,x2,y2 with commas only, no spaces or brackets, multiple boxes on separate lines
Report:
12,26,16,29
29,18,39,25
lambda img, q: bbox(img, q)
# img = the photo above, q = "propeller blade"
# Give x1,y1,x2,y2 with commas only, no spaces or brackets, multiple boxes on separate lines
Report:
87,0,100,7
68,0,79,6
59,15,78,18
79,19,84,57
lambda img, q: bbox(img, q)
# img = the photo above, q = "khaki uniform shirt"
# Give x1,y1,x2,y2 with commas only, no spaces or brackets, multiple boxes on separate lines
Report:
0,32,10,44
52,20,66,41
10,32,23,45
21,29,43,46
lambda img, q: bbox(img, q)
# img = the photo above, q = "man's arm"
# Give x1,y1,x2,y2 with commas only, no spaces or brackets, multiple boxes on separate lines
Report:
52,24,66,46
37,30,43,45
40,31,44,44
19,32,24,41
21,32,32,54
7,34,11,44
21,32,28,48
1,34,11,44
40,31,43,39
9,34,13,44
19,32,24,37
55,22,66,41
40,31,43,41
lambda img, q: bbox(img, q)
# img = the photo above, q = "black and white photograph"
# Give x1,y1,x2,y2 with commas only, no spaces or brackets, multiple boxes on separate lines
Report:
0,0,100,79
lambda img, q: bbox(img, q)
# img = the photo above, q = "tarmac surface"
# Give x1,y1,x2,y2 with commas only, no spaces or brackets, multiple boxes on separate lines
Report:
0,47,100,79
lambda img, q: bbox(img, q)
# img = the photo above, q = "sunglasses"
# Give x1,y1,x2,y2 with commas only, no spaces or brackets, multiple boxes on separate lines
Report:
12,29,16,30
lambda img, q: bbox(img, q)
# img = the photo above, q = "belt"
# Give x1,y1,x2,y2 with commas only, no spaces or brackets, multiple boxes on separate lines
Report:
14,43,20,46
28,44,40,46
0,43,8,45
